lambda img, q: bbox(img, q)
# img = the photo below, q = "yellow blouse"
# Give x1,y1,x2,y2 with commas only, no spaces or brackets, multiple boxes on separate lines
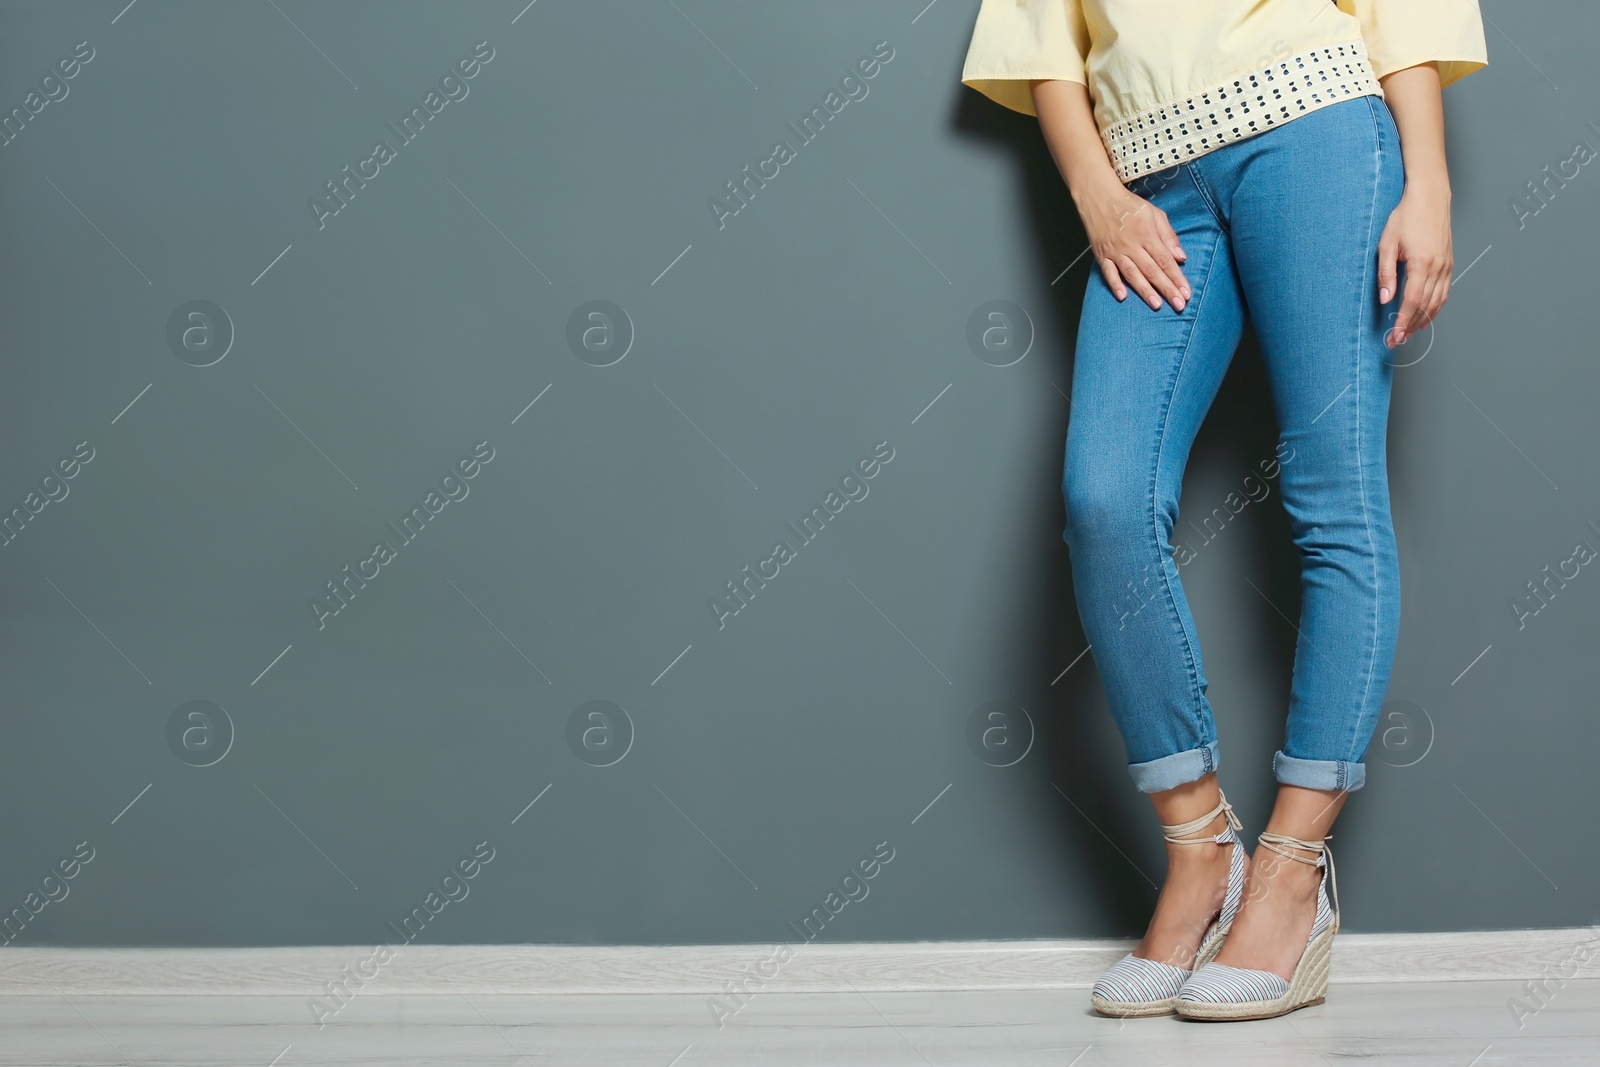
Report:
961,0,1489,182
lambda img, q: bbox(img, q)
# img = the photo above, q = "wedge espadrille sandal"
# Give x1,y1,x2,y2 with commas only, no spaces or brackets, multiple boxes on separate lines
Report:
1089,791,1247,1018
1175,829,1339,1021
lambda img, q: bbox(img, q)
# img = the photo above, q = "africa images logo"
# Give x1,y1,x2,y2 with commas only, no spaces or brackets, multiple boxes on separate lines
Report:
707,41,895,230
308,41,496,230
709,441,895,630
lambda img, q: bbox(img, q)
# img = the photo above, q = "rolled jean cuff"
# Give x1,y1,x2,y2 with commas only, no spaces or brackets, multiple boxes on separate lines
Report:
1273,750,1366,792
1127,740,1220,793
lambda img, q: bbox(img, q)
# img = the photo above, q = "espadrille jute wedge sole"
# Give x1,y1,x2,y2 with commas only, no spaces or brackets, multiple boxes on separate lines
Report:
1089,792,1247,1018
1175,830,1340,1022
1088,987,1187,1018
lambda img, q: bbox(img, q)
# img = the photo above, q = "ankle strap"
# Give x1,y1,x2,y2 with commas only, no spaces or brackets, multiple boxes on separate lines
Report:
1160,790,1243,844
1258,831,1340,922
1256,831,1326,864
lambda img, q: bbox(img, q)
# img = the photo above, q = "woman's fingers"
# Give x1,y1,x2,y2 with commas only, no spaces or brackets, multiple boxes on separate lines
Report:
1425,261,1452,328
1149,242,1191,307
1155,208,1187,264
1086,193,1190,312
1098,257,1129,301
1115,254,1163,310
1392,281,1425,347
1394,255,1451,344
1413,275,1441,334
1377,233,1400,306
1432,271,1452,325
1393,264,1435,343
1133,246,1187,312
1140,205,1189,306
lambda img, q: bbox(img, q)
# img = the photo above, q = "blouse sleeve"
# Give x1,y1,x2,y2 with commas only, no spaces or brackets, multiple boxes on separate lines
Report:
1337,0,1489,88
961,0,1091,117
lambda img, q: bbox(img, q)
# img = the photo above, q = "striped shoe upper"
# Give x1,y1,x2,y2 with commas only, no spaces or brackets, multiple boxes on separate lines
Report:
1092,953,1191,1005
1309,860,1334,937
1095,817,1247,1008
1203,825,1248,953
1215,821,1249,930
1177,960,1291,1003
1179,851,1334,1005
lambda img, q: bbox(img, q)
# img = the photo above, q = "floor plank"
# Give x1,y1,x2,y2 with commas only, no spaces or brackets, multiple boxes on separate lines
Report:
0,980,1594,1066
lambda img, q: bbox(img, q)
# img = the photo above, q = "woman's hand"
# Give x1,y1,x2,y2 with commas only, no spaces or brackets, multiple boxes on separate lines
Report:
1030,79,1188,313
1076,178,1190,312
1375,63,1454,349
1377,185,1453,347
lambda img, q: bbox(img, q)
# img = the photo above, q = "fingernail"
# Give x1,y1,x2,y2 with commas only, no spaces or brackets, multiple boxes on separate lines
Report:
1379,288,1391,303
1174,299,1185,312
1181,286,1191,298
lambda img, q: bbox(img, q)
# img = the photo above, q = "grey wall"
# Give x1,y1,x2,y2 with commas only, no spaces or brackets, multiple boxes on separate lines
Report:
0,0,1595,949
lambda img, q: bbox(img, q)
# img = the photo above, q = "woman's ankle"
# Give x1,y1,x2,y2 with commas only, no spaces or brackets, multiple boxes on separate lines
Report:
1131,834,1241,964
1148,774,1226,831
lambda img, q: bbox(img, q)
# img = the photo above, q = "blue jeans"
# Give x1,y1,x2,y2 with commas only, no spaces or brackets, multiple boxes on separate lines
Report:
1062,95,1405,795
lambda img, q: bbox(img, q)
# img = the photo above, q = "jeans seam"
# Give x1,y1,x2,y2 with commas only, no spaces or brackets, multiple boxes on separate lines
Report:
1184,162,1229,234
1149,226,1225,740
1345,94,1387,765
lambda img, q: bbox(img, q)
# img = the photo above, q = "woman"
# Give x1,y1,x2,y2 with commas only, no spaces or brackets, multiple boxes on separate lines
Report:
962,1,1487,1021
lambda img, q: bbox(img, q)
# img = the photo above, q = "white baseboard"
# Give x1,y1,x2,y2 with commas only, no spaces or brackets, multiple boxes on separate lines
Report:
1,928,1594,996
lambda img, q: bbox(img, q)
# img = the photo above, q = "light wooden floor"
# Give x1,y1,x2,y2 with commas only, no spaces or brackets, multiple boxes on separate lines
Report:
2,980,1595,1066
